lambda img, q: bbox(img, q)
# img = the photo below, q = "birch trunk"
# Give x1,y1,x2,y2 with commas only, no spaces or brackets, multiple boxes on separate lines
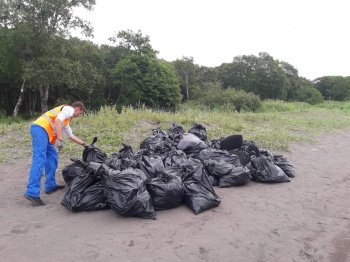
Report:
12,78,26,117
181,69,189,102
39,84,49,113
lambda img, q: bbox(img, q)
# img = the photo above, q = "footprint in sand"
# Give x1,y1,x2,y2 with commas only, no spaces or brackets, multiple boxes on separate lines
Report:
85,250,100,259
11,228,27,234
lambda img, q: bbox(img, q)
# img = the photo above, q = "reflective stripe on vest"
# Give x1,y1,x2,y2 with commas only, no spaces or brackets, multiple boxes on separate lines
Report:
33,104,70,143
42,108,62,136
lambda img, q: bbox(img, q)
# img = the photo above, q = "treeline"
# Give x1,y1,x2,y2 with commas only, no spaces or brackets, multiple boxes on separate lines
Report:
1,1,350,117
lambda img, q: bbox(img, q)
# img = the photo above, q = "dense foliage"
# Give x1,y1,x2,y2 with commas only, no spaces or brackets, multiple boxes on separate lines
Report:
194,82,261,112
0,1,349,116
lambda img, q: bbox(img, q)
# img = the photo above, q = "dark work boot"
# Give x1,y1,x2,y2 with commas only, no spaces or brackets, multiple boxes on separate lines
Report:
23,194,45,206
45,185,65,195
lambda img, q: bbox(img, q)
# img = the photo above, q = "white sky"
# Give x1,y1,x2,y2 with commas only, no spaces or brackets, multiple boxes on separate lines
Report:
73,0,350,80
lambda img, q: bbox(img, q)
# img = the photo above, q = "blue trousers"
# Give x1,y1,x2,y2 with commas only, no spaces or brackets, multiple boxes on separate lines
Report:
25,124,59,197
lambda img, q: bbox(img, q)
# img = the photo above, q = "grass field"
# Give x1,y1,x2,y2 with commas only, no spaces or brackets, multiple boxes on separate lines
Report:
1,100,350,163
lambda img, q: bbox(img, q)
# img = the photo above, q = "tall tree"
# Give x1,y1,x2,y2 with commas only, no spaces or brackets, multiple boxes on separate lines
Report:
314,76,350,101
172,56,199,102
112,30,181,109
197,66,218,84
278,61,300,101
0,0,95,115
37,37,106,109
247,52,290,100
218,52,290,100
99,44,124,102
114,53,181,109
109,29,157,58
0,25,25,114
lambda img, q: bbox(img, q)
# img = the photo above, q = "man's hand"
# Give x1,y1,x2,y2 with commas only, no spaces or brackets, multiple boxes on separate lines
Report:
82,142,89,148
57,139,64,151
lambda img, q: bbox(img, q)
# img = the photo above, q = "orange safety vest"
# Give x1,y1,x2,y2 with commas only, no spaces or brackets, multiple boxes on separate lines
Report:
33,105,71,144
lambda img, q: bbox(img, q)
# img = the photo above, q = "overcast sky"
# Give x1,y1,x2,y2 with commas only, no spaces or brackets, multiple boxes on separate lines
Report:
73,0,350,80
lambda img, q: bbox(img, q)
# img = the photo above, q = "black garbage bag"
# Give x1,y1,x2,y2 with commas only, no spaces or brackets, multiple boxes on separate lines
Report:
231,149,251,166
180,158,221,214
205,137,222,149
219,134,243,151
104,144,136,171
146,171,184,210
98,165,157,220
170,133,183,147
62,158,88,186
152,127,168,136
137,151,164,178
103,157,123,170
177,133,208,156
259,148,274,160
273,154,295,178
249,156,290,183
183,177,221,215
140,135,162,152
83,137,108,163
208,174,219,187
140,134,173,155
163,148,188,167
203,158,252,187
109,143,134,159
180,158,209,183
218,165,252,187
241,140,261,158
188,123,208,141
61,163,109,212
164,123,185,147
204,159,235,177
162,165,186,179
195,148,240,166
167,122,185,135
61,182,109,212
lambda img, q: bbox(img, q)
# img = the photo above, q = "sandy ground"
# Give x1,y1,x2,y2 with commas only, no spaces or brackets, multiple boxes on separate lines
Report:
0,129,350,262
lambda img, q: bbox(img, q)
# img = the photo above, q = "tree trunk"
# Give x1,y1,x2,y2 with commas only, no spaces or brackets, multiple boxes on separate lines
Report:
181,69,189,102
185,74,189,102
12,78,26,117
39,84,49,113
28,89,38,115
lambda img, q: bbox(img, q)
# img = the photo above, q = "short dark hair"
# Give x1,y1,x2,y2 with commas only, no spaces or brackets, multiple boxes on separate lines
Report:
71,101,86,111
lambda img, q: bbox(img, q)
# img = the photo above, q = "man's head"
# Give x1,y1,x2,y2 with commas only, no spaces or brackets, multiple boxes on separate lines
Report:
71,101,85,117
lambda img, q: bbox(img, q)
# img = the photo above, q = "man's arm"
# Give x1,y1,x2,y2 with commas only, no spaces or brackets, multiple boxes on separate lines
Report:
68,135,85,146
54,118,64,141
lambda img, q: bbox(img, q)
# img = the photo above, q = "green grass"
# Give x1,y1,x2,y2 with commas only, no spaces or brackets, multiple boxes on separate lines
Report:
1,100,350,164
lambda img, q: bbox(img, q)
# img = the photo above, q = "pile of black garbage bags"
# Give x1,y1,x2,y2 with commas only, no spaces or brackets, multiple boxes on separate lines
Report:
61,123,295,220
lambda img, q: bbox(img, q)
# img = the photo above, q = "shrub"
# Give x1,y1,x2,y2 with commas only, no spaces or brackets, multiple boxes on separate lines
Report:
196,85,261,112
296,86,324,105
